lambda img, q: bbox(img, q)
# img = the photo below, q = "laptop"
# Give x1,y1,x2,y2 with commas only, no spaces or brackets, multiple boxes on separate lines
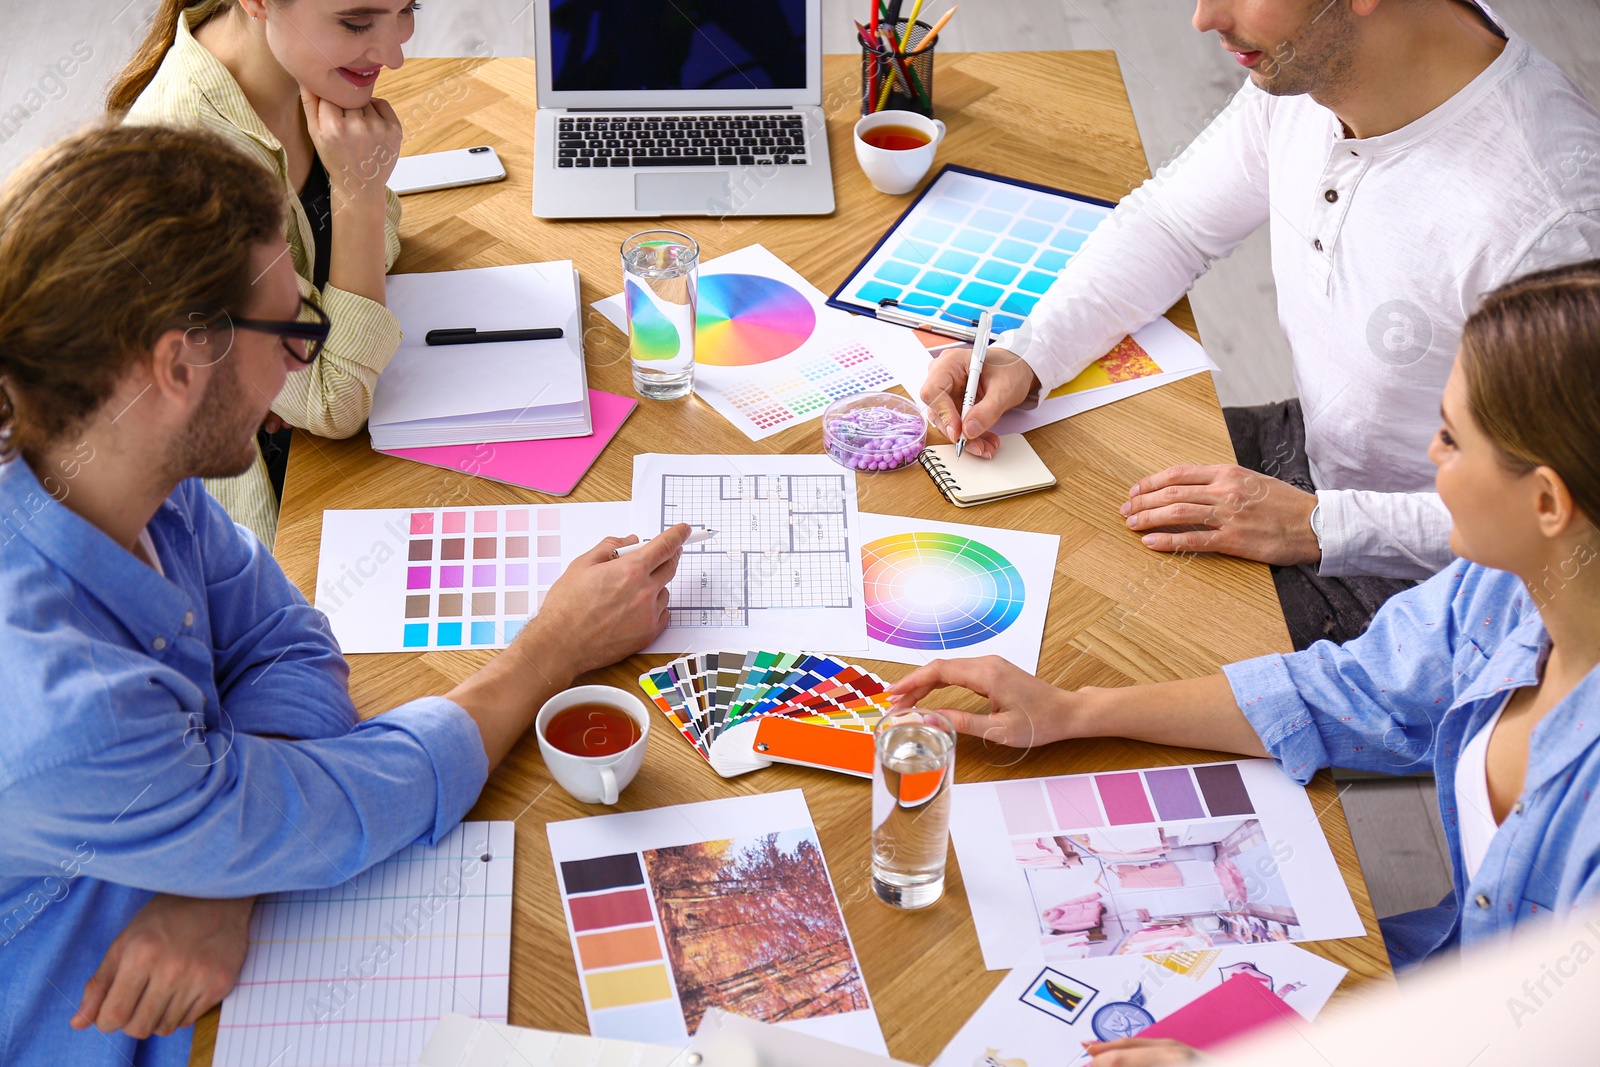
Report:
531,0,835,219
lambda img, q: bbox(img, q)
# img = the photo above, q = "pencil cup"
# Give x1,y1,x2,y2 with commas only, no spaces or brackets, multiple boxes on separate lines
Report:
861,19,935,118
621,230,698,401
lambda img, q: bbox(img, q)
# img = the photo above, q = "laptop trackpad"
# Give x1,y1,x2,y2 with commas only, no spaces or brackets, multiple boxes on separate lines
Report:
635,172,730,214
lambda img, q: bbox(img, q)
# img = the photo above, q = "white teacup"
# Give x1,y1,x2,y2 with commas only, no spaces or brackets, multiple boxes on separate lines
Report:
853,110,946,195
536,685,650,805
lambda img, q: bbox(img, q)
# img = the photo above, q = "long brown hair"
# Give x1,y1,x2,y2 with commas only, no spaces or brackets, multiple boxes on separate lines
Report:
1459,260,1600,523
106,0,230,113
0,123,283,460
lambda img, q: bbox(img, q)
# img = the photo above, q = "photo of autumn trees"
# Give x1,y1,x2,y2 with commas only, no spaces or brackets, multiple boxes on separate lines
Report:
644,829,870,1031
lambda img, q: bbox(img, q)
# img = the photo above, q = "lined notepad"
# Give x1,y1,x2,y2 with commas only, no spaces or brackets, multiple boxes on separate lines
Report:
213,822,514,1067
918,434,1057,507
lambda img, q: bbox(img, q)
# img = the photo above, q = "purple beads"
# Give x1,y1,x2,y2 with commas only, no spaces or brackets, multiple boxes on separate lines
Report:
823,395,927,472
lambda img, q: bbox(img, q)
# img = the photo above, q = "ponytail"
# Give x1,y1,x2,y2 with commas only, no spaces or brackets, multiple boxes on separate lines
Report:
106,0,228,113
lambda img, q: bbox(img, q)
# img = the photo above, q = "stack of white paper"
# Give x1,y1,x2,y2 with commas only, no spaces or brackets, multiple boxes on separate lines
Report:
371,262,591,449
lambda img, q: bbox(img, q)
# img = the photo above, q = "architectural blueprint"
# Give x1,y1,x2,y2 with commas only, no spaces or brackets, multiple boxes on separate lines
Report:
632,455,869,652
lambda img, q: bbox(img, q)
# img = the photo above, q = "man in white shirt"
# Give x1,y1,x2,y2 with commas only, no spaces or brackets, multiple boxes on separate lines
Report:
921,0,1600,648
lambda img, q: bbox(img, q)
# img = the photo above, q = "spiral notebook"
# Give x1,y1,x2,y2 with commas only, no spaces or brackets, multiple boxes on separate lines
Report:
918,435,1056,507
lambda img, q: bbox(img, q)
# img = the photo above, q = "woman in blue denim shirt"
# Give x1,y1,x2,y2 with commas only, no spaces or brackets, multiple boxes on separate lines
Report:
893,261,1600,999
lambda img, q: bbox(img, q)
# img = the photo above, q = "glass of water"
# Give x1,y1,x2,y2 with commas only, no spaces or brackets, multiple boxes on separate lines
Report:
871,708,955,909
621,229,698,400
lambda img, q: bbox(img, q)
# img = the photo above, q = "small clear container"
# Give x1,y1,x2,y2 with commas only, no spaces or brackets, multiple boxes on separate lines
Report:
822,391,927,472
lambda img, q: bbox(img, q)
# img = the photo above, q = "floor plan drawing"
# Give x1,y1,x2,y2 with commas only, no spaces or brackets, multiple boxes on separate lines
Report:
631,454,869,653
659,473,854,627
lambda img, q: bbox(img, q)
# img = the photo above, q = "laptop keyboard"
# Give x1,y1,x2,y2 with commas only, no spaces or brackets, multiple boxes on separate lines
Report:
555,113,810,168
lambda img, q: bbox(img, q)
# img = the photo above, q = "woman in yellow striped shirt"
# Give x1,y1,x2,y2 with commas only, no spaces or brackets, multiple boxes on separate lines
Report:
109,0,416,546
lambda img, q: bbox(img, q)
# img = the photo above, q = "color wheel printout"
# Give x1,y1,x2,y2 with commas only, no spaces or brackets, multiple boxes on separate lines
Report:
594,245,932,441
845,513,1059,673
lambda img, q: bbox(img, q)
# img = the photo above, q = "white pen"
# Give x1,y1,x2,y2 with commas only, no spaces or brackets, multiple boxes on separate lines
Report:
956,309,995,459
612,528,717,557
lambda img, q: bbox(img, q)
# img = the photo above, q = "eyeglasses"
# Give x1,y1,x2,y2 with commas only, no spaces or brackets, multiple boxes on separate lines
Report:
229,296,332,365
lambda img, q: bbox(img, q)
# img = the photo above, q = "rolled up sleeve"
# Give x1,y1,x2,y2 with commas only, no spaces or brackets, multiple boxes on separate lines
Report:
0,692,486,896
1223,565,1471,781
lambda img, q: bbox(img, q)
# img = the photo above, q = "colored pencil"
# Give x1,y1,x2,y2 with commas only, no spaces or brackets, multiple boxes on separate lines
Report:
909,5,956,53
867,0,880,109
874,25,931,112
896,0,927,53
874,28,909,110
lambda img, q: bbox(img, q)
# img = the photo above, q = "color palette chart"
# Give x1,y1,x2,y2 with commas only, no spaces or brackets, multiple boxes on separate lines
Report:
315,502,629,654
547,791,888,1052
829,165,1114,335
717,341,895,432
854,513,1060,674
595,245,932,441
558,852,680,1032
828,167,1217,433
950,760,1365,971
996,763,1256,833
638,648,891,777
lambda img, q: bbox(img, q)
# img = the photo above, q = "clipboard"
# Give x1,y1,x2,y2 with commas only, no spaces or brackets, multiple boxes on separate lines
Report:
826,164,1117,334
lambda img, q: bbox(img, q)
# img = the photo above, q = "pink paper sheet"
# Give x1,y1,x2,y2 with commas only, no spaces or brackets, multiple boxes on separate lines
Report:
378,389,635,496
1138,973,1300,1050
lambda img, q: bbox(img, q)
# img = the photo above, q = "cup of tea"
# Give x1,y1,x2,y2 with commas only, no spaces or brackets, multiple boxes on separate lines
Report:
853,109,946,195
536,685,650,805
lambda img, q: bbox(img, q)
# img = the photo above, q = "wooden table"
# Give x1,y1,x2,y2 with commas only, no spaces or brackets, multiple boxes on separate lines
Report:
192,51,1390,1067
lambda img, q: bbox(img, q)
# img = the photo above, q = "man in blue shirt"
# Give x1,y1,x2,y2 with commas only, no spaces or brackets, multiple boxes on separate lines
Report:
0,124,687,1066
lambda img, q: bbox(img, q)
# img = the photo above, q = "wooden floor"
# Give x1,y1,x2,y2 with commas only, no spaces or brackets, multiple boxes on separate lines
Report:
3,0,1594,926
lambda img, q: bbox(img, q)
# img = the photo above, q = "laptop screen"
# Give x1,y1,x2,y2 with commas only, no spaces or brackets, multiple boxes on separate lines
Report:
547,0,808,93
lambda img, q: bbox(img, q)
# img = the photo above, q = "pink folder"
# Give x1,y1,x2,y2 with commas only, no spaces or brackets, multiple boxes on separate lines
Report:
1137,974,1301,1050
378,389,636,496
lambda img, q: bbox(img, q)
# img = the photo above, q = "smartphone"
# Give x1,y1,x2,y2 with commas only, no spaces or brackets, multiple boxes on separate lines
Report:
387,145,507,195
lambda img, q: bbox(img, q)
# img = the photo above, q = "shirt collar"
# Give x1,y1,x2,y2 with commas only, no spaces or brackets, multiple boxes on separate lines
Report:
1455,602,1548,707
1331,13,1526,157
171,1,285,157
0,459,192,657
1446,590,1600,795
1524,662,1600,794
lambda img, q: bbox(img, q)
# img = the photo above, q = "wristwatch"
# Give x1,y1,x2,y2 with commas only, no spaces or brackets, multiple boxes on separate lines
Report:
1309,502,1324,553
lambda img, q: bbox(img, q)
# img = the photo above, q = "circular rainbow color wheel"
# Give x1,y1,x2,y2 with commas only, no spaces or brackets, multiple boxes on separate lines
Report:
696,273,816,366
863,532,1025,650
